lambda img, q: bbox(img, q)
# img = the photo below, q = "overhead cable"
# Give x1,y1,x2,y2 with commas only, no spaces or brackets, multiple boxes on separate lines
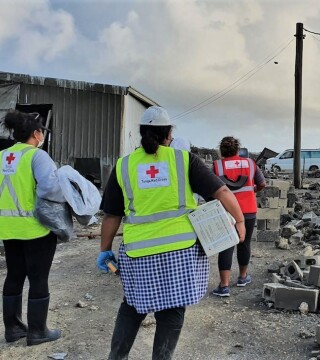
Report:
171,36,295,120
304,27,320,36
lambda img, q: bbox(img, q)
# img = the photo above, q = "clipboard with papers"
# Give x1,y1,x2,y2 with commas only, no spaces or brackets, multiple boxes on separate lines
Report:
188,200,240,257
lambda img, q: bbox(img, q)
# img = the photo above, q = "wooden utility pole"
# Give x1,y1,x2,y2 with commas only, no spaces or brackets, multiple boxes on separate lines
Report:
294,22,304,188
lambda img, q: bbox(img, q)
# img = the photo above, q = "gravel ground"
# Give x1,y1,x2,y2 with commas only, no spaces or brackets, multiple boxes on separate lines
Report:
1,215,320,360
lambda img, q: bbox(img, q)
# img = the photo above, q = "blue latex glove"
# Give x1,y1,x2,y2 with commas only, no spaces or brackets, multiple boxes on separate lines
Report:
96,251,116,272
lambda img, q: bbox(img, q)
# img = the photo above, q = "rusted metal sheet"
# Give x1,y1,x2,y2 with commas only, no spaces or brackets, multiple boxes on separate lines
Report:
0,71,158,186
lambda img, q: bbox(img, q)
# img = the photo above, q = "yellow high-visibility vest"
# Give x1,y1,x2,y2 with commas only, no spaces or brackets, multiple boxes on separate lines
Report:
0,143,50,240
116,145,197,258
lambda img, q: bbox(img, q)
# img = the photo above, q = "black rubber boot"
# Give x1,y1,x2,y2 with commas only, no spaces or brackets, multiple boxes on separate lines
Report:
27,295,61,346
152,307,185,360
152,326,182,360
108,301,147,360
3,294,28,342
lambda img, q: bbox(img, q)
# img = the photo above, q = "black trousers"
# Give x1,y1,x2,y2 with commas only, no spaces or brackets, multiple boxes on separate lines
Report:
108,299,186,360
3,232,57,299
218,217,256,271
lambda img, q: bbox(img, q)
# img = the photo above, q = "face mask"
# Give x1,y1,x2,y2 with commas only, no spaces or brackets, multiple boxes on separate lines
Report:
37,140,44,148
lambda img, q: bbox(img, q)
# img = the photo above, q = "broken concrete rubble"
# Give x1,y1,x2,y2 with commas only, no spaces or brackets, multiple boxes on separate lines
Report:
262,256,320,312
262,282,319,312
284,260,303,281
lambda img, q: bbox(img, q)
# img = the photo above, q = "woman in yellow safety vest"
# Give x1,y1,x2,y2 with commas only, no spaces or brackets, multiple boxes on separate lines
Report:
97,106,246,360
0,110,63,346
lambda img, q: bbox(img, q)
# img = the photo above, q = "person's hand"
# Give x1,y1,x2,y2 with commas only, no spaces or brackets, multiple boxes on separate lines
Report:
96,251,116,272
235,222,246,243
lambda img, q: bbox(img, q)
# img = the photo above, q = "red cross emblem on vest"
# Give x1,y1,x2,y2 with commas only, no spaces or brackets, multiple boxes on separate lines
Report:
234,160,240,166
146,165,159,178
6,153,16,165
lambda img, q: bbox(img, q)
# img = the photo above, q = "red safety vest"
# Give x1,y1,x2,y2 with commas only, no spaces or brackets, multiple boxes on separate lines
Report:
213,156,257,213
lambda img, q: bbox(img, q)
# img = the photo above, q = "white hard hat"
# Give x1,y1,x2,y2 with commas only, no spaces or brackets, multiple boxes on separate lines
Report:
140,106,172,126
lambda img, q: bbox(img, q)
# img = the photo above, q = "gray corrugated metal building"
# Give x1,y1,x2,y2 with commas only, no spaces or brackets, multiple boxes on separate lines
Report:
0,71,159,187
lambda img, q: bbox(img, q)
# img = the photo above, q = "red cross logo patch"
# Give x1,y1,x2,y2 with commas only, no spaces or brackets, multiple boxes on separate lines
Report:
6,153,16,165
138,162,170,189
2,151,21,175
146,165,159,178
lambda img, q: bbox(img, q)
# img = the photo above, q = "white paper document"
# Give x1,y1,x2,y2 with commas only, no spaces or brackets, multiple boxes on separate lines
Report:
188,200,240,257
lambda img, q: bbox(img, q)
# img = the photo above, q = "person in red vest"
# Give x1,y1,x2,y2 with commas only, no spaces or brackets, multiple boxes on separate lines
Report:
212,136,266,297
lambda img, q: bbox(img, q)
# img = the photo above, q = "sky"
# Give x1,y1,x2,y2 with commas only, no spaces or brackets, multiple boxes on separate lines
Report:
1,0,320,153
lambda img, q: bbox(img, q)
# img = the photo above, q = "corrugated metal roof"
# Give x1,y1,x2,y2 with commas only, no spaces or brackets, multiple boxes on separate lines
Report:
0,71,159,186
0,71,127,95
0,72,159,107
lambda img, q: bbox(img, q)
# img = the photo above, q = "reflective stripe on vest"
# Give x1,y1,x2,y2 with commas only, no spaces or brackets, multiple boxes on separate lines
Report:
125,232,196,252
121,149,191,225
215,159,255,193
0,146,35,217
117,146,197,257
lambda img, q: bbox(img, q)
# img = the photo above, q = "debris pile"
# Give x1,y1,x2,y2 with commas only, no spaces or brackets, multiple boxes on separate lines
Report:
263,255,320,312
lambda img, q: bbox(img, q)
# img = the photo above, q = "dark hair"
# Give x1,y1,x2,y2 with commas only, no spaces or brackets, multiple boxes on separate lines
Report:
2,110,44,142
140,125,172,154
219,136,241,157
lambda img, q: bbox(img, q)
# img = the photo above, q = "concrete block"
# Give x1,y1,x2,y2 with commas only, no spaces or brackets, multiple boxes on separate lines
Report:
257,230,280,242
283,279,315,289
303,270,310,282
280,207,294,215
284,260,303,281
257,208,281,220
307,265,320,287
262,283,319,312
266,197,279,209
288,220,304,229
263,283,287,302
257,219,266,231
266,219,280,231
289,231,304,244
263,186,280,198
278,198,288,208
279,189,287,199
272,273,284,284
269,180,291,191
287,193,297,207
302,211,318,222
294,256,320,270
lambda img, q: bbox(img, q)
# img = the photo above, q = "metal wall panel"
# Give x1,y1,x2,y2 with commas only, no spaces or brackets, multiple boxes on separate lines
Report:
18,83,122,184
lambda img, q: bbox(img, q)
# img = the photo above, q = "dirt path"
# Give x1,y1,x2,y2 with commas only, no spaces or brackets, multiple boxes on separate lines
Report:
0,222,318,360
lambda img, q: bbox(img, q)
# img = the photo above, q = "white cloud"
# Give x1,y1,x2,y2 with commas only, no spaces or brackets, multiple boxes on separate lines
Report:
0,0,75,67
1,0,320,151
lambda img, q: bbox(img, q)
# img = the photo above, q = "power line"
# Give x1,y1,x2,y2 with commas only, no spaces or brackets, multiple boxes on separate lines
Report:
304,27,320,36
171,36,295,120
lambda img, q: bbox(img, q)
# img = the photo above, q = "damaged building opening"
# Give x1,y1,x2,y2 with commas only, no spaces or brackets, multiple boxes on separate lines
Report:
74,158,101,188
